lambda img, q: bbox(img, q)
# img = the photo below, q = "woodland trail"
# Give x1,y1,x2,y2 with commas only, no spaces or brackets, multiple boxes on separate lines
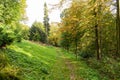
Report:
47,48,103,80
65,59,76,80
63,56,84,80
47,49,83,80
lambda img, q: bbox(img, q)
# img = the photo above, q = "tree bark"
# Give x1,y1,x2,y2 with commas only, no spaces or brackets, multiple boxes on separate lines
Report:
116,0,120,55
95,24,101,60
75,38,78,59
94,0,101,60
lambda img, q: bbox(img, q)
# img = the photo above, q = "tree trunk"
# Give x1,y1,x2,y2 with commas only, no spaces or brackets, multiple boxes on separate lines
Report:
116,0,120,55
99,24,102,58
95,24,101,60
75,40,78,59
74,37,78,59
93,0,101,60
94,9,101,60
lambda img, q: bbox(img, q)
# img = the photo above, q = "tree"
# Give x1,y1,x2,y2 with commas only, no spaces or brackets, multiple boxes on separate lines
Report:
29,21,46,43
60,0,85,58
91,0,101,60
0,0,26,48
116,0,120,55
0,0,26,25
49,23,61,46
43,2,50,42
86,0,113,60
14,23,30,42
60,31,72,51
0,23,15,48
59,0,115,59
21,24,30,40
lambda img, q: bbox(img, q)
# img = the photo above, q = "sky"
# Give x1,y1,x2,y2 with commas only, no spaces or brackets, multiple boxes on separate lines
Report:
26,0,61,26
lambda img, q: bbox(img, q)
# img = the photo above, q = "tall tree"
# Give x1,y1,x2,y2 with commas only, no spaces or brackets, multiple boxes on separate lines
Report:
29,21,46,43
88,0,111,60
59,0,114,59
93,0,101,60
43,2,50,41
0,0,26,47
60,0,85,58
0,0,26,25
116,0,120,55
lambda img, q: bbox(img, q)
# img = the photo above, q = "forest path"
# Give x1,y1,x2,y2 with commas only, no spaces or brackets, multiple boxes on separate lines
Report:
64,58,78,80
62,55,83,80
47,48,103,80
47,48,83,80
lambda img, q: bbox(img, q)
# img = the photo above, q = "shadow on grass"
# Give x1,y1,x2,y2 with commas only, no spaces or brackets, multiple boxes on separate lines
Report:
0,47,52,80
2,40,59,80
0,49,21,80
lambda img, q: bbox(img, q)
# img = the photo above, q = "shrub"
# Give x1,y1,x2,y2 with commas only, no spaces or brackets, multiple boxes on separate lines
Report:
29,22,47,43
85,56,120,79
79,50,94,59
0,72,20,80
16,34,22,42
0,50,20,80
0,51,8,70
0,25,15,48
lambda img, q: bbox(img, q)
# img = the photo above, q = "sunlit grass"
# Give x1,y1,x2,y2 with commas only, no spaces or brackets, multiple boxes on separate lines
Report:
5,40,58,80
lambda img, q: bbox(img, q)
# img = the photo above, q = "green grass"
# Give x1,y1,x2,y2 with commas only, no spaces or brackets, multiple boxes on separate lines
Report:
0,40,110,80
5,40,58,80
47,49,109,80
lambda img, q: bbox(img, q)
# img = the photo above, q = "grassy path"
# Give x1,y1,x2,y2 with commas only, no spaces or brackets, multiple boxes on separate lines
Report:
64,58,82,80
47,49,107,80
47,49,83,80
65,59,76,80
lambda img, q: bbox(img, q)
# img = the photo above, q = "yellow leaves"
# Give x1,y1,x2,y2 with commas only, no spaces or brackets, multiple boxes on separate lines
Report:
71,16,79,21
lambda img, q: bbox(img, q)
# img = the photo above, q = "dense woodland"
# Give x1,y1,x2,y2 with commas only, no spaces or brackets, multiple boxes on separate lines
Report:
0,0,120,80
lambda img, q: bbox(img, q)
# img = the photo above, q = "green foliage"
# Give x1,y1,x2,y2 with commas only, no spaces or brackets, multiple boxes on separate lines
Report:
59,0,119,79
86,57,120,80
0,24,15,48
0,0,26,46
48,23,61,46
60,0,117,58
14,23,30,42
79,51,94,59
0,50,21,80
0,0,26,24
21,25,29,40
0,50,8,70
16,34,22,42
60,1,85,57
29,21,46,43
60,31,71,50
0,73,20,80
5,40,58,80
43,2,50,37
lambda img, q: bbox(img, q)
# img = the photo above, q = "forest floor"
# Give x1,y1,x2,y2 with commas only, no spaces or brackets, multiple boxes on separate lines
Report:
0,40,109,80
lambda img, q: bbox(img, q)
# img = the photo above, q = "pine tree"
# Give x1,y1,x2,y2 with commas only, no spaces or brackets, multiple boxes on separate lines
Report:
43,2,50,40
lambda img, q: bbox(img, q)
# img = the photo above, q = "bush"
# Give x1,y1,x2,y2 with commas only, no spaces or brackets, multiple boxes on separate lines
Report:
85,57,120,80
0,51,8,70
14,23,30,42
49,35,60,47
16,34,22,42
0,25,15,48
79,50,94,58
29,22,47,43
0,72,20,80
0,50,20,80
